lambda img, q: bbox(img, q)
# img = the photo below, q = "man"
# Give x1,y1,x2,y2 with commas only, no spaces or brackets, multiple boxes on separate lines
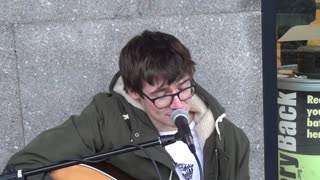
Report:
1,30,250,180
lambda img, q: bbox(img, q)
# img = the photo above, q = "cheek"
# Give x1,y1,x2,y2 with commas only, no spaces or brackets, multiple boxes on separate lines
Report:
142,100,166,115
185,99,192,110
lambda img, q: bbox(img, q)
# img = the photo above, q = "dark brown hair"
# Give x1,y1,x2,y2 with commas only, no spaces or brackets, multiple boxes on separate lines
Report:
119,30,195,95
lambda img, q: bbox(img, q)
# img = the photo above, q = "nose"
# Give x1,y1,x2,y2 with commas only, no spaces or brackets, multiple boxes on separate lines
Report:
170,95,185,109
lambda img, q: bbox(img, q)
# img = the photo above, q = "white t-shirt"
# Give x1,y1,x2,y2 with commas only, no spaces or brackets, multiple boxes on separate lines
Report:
160,121,203,180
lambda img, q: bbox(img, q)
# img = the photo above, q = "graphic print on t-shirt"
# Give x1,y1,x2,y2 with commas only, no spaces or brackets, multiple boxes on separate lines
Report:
176,163,193,180
160,121,203,180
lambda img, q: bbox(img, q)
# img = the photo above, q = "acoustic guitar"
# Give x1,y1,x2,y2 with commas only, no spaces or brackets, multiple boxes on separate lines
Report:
50,162,136,180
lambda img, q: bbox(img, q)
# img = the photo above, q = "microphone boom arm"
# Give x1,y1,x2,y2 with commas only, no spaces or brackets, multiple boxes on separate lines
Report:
0,135,178,180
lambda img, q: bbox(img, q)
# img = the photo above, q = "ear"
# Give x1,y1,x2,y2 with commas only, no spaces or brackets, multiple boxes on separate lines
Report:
127,88,141,100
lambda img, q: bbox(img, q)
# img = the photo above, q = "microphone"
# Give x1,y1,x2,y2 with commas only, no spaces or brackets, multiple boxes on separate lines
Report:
170,109,196,153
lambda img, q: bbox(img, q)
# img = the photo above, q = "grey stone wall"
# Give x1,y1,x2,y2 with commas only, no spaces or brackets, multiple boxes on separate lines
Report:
0,0,263,179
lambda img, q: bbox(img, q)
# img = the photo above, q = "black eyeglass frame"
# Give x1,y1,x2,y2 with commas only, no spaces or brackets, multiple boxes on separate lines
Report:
141,80,196,109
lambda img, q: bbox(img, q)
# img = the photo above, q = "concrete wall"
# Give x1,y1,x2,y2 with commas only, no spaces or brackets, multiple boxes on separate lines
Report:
0,0,263,179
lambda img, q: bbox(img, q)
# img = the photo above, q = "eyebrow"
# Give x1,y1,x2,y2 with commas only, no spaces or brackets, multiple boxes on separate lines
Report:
149,77,191,96
149,84,168,96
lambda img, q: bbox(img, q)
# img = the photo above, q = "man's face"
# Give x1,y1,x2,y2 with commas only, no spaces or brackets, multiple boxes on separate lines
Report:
129,76,193,132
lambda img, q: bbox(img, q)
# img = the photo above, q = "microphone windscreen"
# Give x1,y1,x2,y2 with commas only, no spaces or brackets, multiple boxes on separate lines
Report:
170,109,189,125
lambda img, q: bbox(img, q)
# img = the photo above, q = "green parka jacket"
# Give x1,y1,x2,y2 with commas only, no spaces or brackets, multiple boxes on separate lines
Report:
2,72,250,180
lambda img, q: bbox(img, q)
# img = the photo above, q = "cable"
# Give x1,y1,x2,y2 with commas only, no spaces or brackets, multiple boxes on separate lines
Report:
40,172,47,180
124,144,163,180
193,152,203,180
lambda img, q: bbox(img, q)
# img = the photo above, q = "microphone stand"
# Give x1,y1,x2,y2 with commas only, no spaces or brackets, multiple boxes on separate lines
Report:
0,135,179,180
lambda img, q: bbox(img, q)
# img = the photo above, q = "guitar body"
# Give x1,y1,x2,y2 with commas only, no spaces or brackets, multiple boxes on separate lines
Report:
50,164,115,180
50,162,136,180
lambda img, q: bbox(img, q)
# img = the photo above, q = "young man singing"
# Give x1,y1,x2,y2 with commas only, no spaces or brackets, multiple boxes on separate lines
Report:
2,30,250,180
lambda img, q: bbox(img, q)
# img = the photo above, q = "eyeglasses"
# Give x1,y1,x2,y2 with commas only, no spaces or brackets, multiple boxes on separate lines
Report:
141,84,196,109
